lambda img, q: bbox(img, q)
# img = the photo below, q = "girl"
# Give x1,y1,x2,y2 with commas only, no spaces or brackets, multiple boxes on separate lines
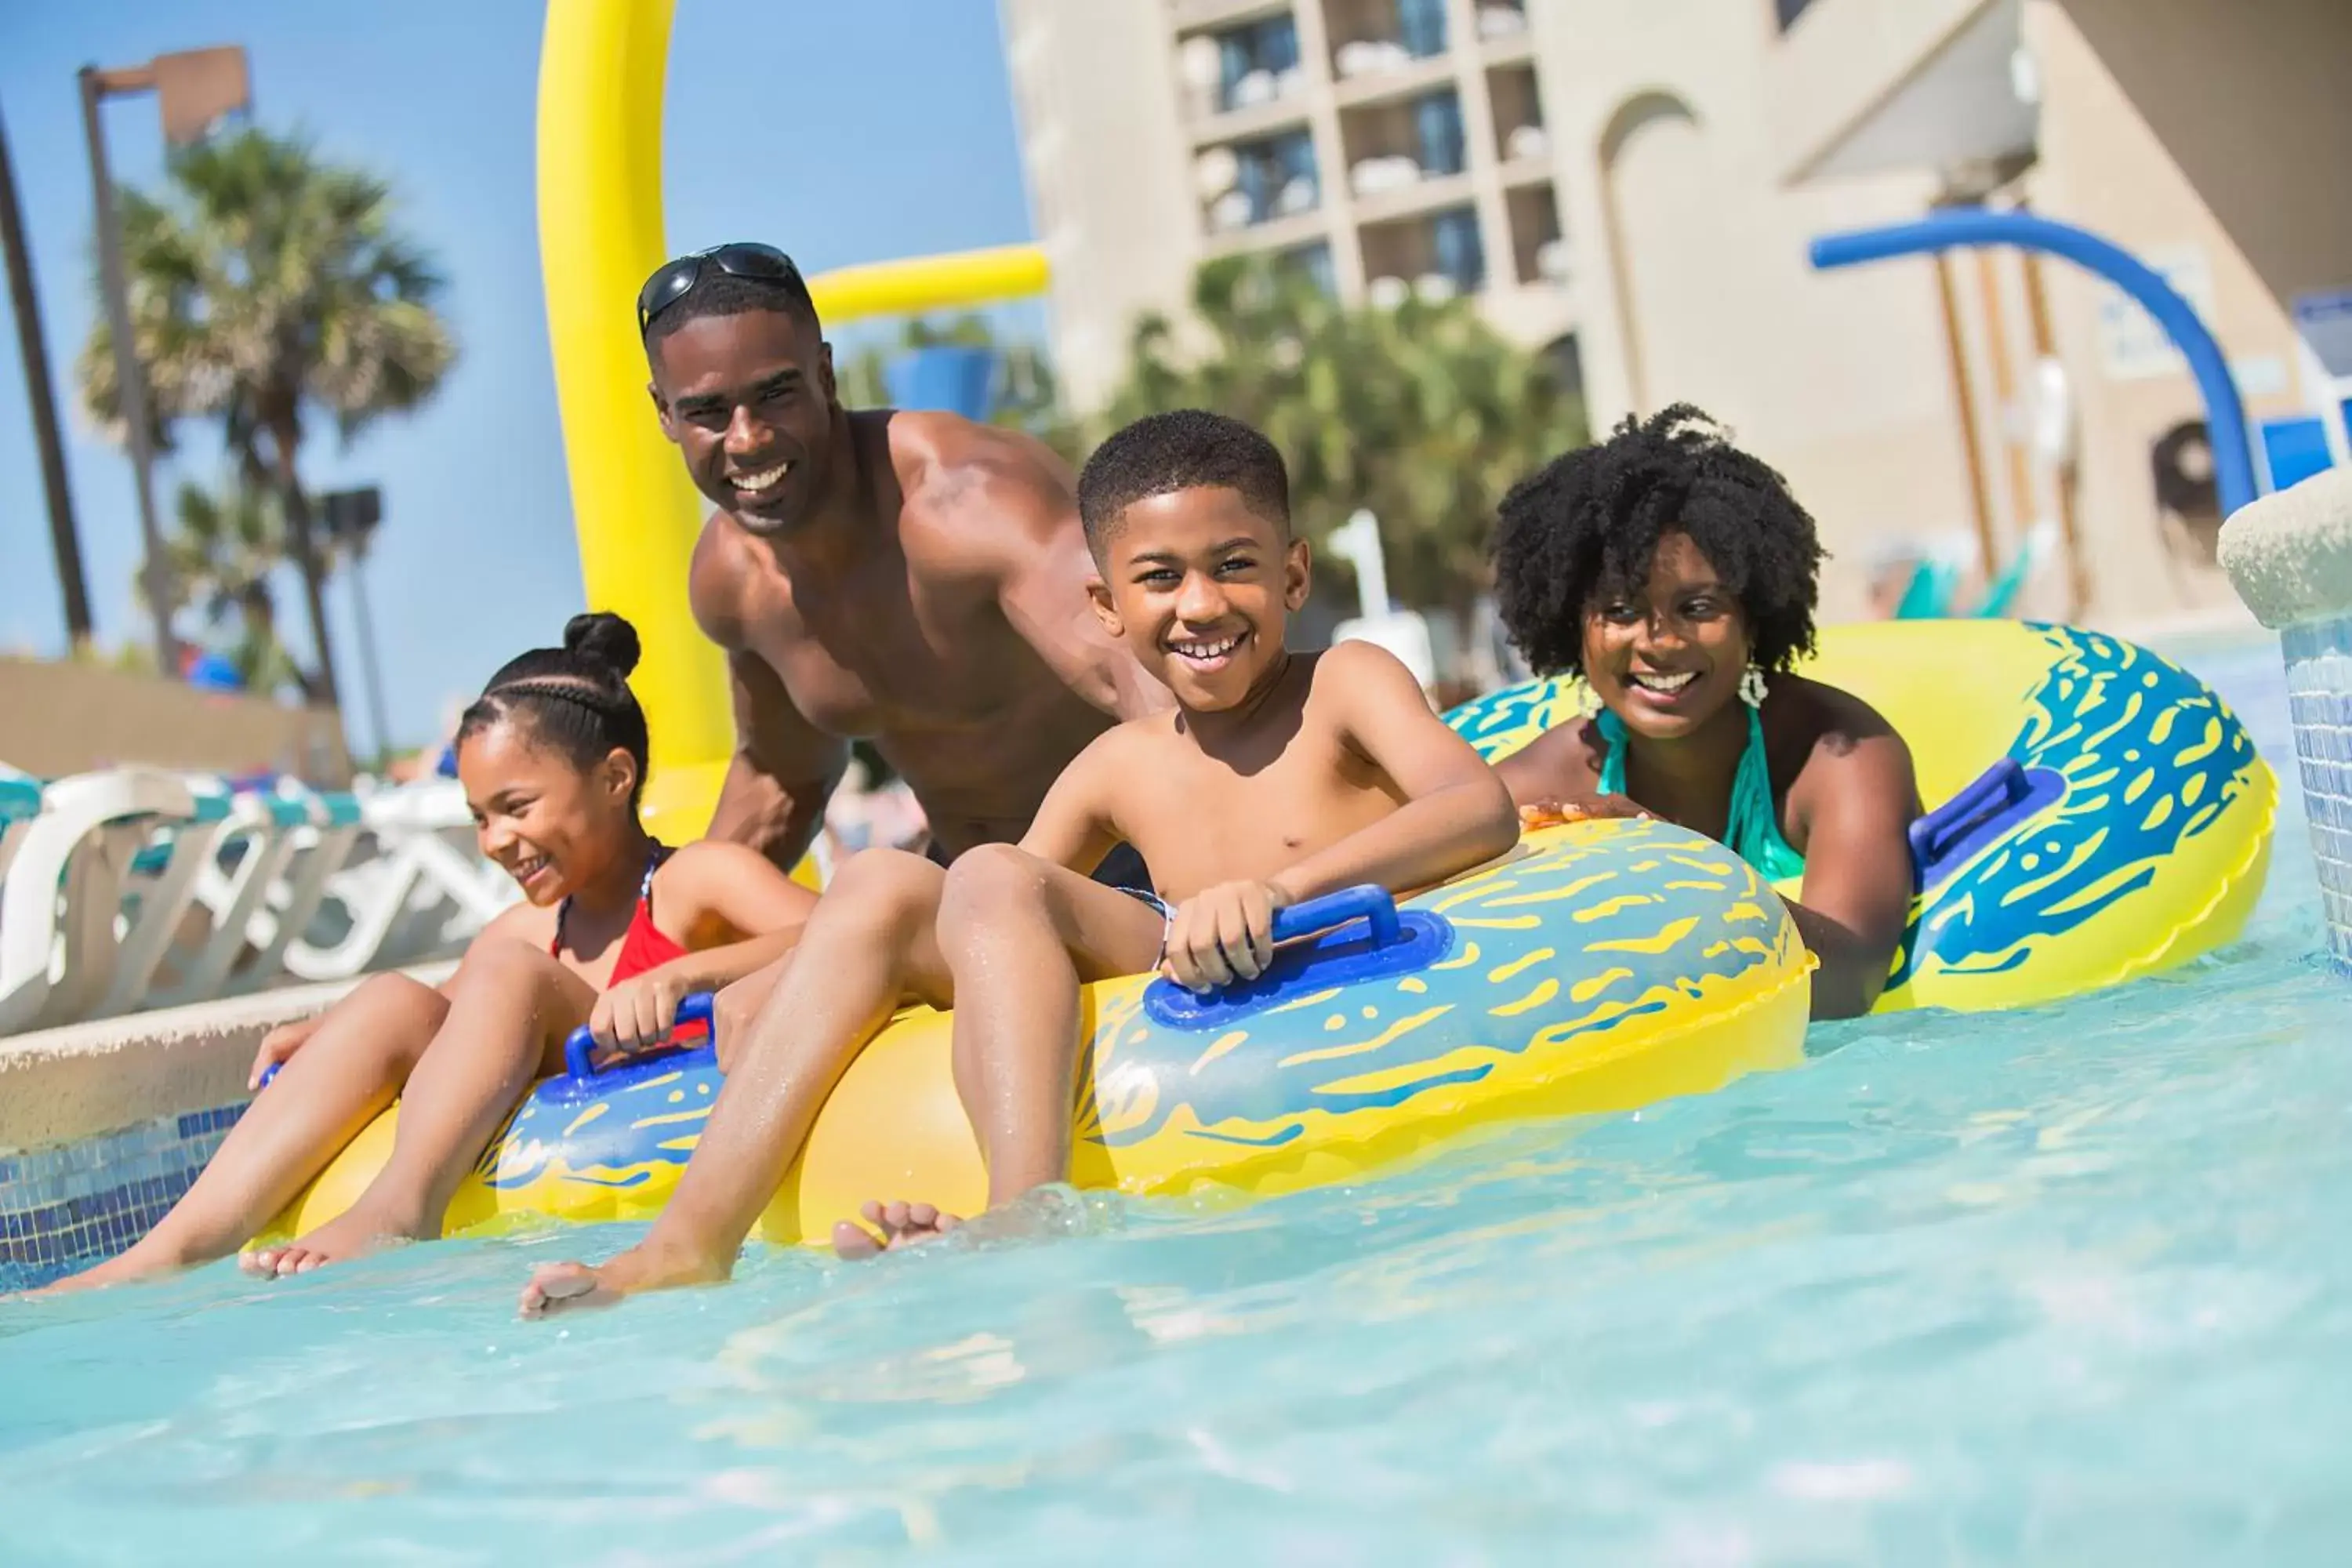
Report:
46,613,815,1290
1490,407,1922,1019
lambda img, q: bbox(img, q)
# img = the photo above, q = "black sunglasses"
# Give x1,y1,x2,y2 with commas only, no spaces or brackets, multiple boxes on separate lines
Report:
637,243,806,334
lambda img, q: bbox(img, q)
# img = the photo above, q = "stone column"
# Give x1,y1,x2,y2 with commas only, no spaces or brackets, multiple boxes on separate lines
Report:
2218,467,2352,970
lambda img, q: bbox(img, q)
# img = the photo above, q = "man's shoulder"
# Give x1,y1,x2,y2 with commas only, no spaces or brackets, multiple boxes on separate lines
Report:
891,412,1077,543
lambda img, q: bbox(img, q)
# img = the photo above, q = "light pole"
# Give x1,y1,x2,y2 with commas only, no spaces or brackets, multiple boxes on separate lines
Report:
0,93,91,648
321,486,392,771
79,45,251,676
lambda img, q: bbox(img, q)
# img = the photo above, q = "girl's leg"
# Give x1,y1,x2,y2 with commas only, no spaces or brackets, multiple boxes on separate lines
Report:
38,975,447,1292
522,848,953,1316
257,938,597,1274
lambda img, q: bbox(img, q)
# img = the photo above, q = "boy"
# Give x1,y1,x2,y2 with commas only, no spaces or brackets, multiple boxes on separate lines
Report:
521,410,1516,1314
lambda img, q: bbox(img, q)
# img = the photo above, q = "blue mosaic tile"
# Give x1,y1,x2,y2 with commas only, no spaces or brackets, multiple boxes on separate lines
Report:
1,1098,249,1288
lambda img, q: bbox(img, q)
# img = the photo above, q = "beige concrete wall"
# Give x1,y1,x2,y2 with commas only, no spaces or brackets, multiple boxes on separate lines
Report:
1528,0,1976,620
0,962,452,1154
0,657,351,785
2020,0,2352,625
2057,0,2352,323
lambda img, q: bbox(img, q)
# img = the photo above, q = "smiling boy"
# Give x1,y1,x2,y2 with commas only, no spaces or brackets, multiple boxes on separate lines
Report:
520,410,1515,1314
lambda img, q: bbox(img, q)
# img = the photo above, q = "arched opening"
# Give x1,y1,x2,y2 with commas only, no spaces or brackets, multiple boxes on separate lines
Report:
1595,91,1700,416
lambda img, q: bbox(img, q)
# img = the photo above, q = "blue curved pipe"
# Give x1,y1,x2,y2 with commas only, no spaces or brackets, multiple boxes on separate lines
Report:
1810,208,2258,517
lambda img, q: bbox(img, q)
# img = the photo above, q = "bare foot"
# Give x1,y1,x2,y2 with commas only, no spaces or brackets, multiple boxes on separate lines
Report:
832,1200,963,1260
517,1243,731,1320
239,1199,427,1278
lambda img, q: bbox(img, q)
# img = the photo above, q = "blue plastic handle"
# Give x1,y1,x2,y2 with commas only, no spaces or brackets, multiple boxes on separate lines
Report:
1269,884,1403,949
564,990,716,1083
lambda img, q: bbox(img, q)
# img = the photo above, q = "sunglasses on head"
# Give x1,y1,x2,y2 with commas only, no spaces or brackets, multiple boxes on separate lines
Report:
637,243,805,334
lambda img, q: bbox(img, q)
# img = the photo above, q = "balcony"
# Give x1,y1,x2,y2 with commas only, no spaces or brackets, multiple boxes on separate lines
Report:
1197,127,1323,240
1176,9,1309,129
1361,202,1487,304
1505,182,1568,289
1326,0,1450,86
1166,0,1293,32
1203,209,1334,262
1474,1,1535,63
1486,61,1547,166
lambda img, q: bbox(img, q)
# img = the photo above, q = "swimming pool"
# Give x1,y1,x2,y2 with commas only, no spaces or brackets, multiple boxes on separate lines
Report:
5,637,2344,1564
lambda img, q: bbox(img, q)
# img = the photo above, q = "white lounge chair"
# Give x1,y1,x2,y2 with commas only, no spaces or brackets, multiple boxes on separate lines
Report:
0,768,201,1036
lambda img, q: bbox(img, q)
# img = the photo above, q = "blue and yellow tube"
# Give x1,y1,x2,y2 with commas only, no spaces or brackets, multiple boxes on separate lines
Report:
1446,620,2278,1011
268,818,1813,1243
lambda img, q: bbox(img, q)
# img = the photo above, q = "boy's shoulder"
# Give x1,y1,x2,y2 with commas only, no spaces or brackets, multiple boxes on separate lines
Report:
1299,638,1425,715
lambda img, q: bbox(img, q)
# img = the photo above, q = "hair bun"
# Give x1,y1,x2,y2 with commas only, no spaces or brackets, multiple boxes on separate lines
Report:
563,612,641,679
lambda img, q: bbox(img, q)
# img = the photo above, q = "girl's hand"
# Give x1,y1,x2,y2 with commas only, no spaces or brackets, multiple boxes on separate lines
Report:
1163,880,1288,993
590,968,695,1058
249,1016,321,1091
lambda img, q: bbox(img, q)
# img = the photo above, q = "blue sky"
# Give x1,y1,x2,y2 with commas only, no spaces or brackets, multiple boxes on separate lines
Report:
0,1,1046,751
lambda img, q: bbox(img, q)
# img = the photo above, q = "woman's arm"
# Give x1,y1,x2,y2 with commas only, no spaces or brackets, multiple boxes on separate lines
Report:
1784,728,1918,1020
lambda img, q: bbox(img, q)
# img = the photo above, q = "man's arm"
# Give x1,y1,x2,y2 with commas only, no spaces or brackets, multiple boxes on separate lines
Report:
1270,641,1520,906
703,648,851,875
928,425,1170,722
1784,729,1918,1020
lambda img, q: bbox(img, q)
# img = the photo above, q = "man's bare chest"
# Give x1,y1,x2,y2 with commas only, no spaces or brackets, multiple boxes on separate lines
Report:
740,580,1021,739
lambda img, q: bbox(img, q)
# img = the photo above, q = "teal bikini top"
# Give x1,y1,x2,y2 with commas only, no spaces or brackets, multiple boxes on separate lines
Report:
1595,706,1807,883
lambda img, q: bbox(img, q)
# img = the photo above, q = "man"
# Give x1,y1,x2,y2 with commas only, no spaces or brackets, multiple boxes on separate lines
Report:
640,243,1163,880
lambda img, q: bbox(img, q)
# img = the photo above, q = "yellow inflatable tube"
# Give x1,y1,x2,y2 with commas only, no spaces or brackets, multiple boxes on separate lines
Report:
1445,620,2277,1011
268,819,1813,1245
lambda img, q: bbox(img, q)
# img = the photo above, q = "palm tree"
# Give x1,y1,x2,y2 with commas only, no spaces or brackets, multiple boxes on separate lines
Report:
76,127,455,708
1098,257,1584,615
154,477,307,699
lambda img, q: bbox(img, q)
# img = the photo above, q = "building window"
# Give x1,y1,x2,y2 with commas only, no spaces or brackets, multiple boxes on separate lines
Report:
1413,90,1466,177
1218,128,1319,230
1216,13,1304,113
1773,0,1818,32
1432,206,1486,293
1397,0,1450,58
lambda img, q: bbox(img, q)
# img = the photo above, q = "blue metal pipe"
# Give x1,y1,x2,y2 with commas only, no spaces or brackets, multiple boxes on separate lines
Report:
1810,208,2259,517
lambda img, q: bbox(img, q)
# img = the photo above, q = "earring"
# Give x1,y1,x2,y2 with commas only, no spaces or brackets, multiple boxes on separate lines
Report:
1570,678,1599,719
1740,665,1769,708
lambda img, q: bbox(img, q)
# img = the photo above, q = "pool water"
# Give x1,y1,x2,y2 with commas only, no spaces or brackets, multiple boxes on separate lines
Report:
6,640,2347,1565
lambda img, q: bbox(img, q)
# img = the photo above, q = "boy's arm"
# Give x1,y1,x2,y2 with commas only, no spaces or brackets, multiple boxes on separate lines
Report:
1014,728,1131,877
1268,642,1519,907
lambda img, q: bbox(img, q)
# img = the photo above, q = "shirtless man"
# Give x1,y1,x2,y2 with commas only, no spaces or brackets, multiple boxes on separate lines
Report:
641,243,1163,882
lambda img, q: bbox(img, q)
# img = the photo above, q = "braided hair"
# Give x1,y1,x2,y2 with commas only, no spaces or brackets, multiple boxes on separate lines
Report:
1491,405,1824,678
455,613,650,808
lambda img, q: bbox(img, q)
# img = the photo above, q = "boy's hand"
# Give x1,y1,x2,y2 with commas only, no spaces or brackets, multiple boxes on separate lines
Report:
590,968,695,1058
1519,794,1649,830
249,1016,321,1091
1164,880,1289,993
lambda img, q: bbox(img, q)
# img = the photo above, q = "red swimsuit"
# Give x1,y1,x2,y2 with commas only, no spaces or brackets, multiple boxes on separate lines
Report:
553,842,710,1044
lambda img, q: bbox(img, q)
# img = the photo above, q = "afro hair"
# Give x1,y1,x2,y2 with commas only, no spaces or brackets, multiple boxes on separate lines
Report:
1490,404,1824,677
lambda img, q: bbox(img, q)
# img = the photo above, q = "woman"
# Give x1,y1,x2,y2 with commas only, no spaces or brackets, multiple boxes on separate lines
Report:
1490,406,1919,1019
